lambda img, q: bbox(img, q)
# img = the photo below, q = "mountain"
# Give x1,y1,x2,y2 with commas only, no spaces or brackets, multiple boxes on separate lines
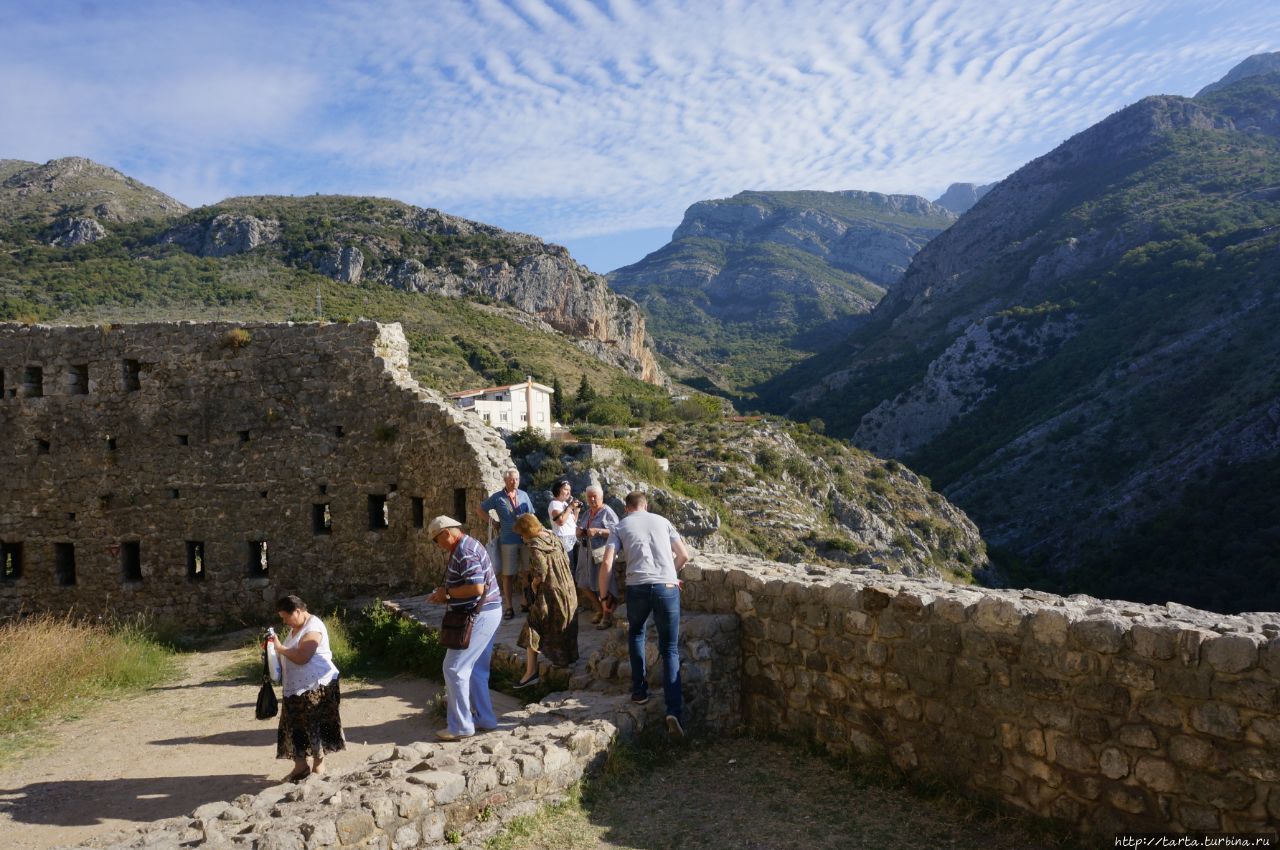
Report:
760,56,1280,613
0,157,187,245
0,163,665,389
1197,50,1280,96
933,182,995,214
609,190,955,391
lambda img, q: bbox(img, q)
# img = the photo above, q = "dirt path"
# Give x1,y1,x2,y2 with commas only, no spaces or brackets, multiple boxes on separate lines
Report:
0,635,519,850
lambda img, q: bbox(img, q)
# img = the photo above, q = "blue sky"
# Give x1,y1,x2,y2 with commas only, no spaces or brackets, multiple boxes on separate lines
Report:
2,1,1277,272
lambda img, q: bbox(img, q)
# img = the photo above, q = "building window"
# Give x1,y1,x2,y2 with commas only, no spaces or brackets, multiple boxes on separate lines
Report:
187,541,205,580
247,541,268,576
1,542,21,580
54,543,76,586
412,497,424,529
122,359,141,392
454,488,468,521
121,541,142,583
313,503,333,535
368,495,389,530
67,364,89,395
23,366,43,398
239,430,251,443
35,438,50,455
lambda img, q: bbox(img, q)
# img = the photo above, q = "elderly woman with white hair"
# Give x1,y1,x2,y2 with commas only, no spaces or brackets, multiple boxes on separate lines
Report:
576,484,619,629
476,467,533,620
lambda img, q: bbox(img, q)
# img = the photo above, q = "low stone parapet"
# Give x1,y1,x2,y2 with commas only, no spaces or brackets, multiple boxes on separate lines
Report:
680,553,1280,833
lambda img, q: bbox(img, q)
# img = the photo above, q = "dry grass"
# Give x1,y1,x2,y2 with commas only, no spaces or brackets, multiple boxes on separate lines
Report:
0,614,177,761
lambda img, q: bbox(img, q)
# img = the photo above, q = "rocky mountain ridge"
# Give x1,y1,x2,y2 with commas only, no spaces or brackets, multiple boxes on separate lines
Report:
609,189,955,390
0,162,664,386
0,157,188,245
761,54,1280,612
932,181,995,214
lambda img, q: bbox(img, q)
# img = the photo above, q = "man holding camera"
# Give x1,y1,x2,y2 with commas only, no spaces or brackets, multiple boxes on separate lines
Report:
598,491,691,740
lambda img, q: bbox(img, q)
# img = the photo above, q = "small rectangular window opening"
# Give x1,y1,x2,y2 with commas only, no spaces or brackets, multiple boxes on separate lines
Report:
453,488,468,521
122,359,141,392
186,541,205,581
412,497,425,529
35,438,50,455
368,494,389,530
54,543,76,586
67,364,89,395
23,366,43,398
247,541,268,576
318,483,328,495
1,542,22,580
169,489,180,499
239,430,251,443
176,434,189,446
106,436,117,451
121,541,142,583
333,425,345,439
313,503,332,535
0,369,5,398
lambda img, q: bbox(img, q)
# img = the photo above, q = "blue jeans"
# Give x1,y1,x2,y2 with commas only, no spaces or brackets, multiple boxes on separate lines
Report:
626,583,682,721
443,604,502,736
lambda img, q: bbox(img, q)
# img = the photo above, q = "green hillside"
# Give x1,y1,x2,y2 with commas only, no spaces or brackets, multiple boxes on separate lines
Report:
610,189,953,394
761,65,1280,612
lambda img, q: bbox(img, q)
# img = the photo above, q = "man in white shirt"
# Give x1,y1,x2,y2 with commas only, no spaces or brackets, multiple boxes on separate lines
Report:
599,491,691,740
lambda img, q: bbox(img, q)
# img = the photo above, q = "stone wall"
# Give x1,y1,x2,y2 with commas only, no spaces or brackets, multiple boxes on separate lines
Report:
680,553,1280,833
0,321,511,626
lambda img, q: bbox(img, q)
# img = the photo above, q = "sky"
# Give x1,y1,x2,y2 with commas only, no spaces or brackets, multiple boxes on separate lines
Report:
2,1,1277,272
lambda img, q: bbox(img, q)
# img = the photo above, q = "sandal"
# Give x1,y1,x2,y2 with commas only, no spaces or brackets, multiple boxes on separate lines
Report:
284,766,311,782
503,608,514,620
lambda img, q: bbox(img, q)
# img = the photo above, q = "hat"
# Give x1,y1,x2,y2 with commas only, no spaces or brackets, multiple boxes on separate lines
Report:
426,515,463,539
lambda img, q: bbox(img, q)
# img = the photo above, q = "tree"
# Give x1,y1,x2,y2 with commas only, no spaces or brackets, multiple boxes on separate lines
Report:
576,374,596,406
551,376,565,422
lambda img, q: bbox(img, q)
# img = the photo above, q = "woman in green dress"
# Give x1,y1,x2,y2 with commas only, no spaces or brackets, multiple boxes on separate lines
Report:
512,513,579,686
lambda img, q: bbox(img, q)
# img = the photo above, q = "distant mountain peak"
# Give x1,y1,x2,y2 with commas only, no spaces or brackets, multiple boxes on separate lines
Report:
932,182,996,215
1196,51,1280,97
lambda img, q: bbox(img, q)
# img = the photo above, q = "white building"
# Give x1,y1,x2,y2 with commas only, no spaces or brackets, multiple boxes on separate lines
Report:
448,377,554,436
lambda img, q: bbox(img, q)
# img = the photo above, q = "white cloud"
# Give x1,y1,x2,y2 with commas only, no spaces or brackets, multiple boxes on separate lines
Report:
2,0,1277,241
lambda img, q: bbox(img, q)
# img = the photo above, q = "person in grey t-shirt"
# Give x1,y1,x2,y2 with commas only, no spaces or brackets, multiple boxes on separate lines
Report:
599,491,691,740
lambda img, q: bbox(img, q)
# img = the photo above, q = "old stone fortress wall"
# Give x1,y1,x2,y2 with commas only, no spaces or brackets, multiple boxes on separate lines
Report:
0,320,510,625
3,321,1276,843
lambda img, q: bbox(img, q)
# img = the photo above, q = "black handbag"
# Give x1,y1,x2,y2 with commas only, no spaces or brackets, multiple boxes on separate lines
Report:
440,604,477,650
255,648,278,720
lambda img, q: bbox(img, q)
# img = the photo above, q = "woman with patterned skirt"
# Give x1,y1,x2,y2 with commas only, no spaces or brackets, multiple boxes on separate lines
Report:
266,595,345,781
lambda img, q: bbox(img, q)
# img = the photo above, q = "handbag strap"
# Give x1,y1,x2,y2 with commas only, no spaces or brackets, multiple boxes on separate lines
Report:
261,646,272,686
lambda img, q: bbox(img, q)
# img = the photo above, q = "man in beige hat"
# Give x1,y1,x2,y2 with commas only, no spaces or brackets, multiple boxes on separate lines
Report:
425,515,502,740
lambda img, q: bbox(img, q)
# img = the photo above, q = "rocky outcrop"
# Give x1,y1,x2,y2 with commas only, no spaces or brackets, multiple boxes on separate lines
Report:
932,182,995,215
160,213,281,257
610,190,954,389
311,245,365,283
0,157,187,230
47,216,107,247
1197,51,1280,96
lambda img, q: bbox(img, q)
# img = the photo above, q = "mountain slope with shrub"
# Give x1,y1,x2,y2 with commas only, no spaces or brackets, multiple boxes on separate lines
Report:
761,56,1280,612
0,160,668,394
609,190,954,391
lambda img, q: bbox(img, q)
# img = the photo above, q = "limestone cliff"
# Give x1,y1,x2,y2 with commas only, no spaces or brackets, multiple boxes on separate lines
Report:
156,197,666,385
610,190,954,390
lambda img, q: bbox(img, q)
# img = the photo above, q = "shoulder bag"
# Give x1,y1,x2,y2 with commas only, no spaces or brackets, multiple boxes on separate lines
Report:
440,603,478,650
255,647,278,720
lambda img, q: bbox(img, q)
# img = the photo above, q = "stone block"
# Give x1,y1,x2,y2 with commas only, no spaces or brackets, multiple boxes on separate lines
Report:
1116,724,1159,749
1133,757,1177,792
1202,634,1260,673
1108,786,1149,815
335,811,377,846
1028,609,1068,646
1211,677,1278,712
1108,658,1156,691
1177,801,1222,831
859,586,895,613
928,596,969,624
1129,624,1178,660
392,824,420,850
1046,732,1097,772
1136,694,1183,728
841,610,874,635
1069,617,1126,654
1189,702,1245,741
972,596,1026,635
1233,748,1280,782
1099,747,1129,779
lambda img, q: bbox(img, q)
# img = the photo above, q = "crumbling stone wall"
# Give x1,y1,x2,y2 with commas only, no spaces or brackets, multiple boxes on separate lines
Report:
0,321,510,626
681,553,1280,833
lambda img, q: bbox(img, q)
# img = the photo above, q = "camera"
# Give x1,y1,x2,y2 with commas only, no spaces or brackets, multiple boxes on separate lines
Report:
570,498,583,509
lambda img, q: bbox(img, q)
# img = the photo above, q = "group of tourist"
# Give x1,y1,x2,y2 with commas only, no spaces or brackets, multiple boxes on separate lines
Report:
263,475,689,781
